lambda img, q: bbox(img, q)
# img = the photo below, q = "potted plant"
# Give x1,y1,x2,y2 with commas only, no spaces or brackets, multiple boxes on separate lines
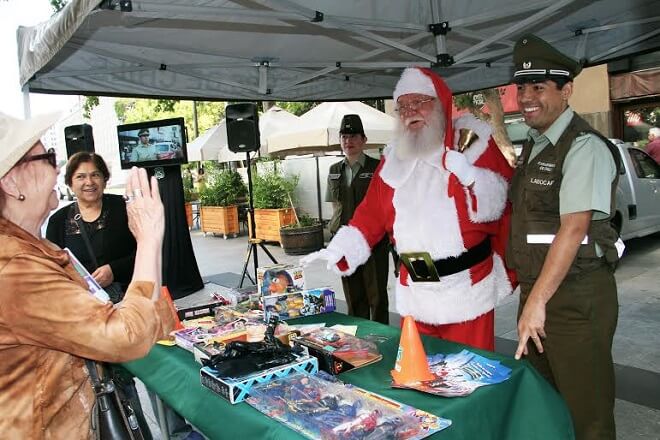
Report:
199,169,247,238
280,214,324,255
250,168,299,244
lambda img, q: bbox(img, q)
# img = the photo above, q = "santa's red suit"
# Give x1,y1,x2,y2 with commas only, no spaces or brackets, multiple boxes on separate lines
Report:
326,68,515,350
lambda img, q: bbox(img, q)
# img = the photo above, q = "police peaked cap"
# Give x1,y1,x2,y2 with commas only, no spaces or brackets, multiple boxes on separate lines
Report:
512,34,582,83
339,114,365,136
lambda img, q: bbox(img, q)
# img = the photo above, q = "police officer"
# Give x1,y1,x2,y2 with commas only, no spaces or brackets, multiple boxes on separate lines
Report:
325,114,389,324
507,35,621,440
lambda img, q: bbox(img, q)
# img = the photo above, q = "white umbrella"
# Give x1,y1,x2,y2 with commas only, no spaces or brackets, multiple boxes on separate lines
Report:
188,107,301,161
259,106,300,153
266,101,395,156
186,120,244,163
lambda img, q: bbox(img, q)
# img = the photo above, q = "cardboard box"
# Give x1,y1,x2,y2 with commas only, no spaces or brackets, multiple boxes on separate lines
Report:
200,355,318,404
257,264,305,296
263,288,336,320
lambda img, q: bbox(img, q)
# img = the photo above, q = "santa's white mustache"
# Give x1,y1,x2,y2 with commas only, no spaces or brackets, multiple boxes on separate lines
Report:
403,116,425,127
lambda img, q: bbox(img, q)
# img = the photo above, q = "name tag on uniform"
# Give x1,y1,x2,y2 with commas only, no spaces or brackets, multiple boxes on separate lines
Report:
529,177,555,186
328,173,341,180
358,172,373,179
537,161,556,173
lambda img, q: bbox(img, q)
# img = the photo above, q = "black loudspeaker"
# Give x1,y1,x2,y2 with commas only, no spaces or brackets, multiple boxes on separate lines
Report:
64,124,95,158
226,103,260,153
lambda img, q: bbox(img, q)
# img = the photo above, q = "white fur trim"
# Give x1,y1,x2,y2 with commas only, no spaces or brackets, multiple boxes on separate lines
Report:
394,253,512,325
466,168,508,223
392,158,466,258
393,68,436,102
452,114,492,163
327,225,371,276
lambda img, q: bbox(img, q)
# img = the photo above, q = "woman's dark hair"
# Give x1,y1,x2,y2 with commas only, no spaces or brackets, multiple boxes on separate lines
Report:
64,152,110,186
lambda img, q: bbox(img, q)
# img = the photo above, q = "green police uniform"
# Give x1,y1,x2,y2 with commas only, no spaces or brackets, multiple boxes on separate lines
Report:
508,35,621,440
326,114,389,324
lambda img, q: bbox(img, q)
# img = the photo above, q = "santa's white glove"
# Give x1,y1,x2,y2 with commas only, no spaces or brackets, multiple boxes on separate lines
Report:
444,150,477,186
299,248,347,276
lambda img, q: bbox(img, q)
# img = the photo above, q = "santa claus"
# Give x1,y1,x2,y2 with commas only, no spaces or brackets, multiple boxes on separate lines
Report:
302,67,515,350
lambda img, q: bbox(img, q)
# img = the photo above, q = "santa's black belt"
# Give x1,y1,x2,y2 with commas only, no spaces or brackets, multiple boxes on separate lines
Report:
399,238,492,282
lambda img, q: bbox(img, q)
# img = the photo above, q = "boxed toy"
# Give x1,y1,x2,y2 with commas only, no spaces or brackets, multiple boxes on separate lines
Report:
294,328,382,375
200,354,318,404
263,288,336,320
257,264,305,296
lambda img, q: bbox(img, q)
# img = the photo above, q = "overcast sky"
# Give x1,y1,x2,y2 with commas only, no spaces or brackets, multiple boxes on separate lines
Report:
0,0,78,119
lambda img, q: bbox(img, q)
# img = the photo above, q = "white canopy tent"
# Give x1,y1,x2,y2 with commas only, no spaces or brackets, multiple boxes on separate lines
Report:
186,106,300,161
267,101,395,156
16,0,660,102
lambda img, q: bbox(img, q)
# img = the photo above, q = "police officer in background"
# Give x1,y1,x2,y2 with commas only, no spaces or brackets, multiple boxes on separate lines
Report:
325,114,389,324
507,35,621,440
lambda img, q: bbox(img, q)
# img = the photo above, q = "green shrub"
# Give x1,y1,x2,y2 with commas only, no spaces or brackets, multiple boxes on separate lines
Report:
199,169,247,206
252,169,299,209
281,214,321,229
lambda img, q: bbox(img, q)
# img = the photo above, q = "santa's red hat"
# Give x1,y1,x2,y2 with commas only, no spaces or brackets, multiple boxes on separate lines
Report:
393,67,454,148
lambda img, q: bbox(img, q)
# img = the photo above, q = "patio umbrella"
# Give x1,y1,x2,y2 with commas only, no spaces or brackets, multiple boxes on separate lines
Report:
267,101,395,156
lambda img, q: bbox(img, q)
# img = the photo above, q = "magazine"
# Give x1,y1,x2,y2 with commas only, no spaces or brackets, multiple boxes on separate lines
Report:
65,248,109,303
393,349,512,397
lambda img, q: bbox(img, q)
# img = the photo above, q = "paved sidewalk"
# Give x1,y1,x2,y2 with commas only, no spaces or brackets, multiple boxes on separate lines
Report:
141,229,660,439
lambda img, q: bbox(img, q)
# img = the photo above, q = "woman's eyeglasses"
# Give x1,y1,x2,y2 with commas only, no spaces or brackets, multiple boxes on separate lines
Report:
20,148,57,168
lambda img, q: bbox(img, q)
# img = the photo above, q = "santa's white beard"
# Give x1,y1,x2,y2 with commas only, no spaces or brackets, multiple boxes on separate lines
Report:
393,105,445,161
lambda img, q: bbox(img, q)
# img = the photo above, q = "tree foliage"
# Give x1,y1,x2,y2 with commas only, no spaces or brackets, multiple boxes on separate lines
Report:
114,99,225,140
273,99,382,116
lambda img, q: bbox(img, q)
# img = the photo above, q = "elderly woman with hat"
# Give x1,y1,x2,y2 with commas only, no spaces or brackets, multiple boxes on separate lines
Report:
0,112,174,438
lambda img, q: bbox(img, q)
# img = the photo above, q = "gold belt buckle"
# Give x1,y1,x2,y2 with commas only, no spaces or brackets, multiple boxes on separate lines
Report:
399,252,440,282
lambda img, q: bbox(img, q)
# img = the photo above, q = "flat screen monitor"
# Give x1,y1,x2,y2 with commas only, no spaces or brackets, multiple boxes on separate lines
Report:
117,117,188,169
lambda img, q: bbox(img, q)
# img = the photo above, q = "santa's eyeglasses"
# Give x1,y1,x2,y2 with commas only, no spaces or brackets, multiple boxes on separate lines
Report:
20,148,57,168
394,97,435,114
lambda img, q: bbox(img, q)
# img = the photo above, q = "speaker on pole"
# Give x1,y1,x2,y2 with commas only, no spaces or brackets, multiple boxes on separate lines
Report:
64,124,95,158
226,103,260,153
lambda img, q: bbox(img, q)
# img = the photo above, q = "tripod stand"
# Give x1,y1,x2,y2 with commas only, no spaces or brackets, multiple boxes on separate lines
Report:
239,151,278,287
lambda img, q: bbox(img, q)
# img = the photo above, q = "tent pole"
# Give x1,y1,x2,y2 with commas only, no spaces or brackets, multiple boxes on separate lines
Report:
315,155,323,222
22,86,31,118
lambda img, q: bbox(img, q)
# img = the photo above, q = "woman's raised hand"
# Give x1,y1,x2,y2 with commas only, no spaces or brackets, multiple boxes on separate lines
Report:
124,167,164,246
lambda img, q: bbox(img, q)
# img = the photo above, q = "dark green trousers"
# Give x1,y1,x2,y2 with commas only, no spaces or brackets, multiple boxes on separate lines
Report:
341,242,389,325
519,264,618,440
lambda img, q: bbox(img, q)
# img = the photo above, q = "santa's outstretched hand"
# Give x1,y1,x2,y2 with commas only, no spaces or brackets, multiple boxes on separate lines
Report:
300,248,350,276
444,150,477,186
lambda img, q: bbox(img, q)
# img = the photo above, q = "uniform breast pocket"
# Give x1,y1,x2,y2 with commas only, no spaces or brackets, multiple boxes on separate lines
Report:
327,173,341,201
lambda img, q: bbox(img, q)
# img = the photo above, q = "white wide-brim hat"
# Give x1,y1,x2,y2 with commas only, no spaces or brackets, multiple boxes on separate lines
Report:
0,112,61,178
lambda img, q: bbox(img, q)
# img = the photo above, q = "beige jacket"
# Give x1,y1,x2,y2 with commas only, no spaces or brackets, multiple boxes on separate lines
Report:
0,217,175,439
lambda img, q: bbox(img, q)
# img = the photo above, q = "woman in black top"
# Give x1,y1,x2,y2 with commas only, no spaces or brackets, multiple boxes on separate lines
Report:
46,152,136,295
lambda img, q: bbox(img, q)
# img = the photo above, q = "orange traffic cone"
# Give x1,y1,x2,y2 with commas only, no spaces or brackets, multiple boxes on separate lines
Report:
391,315,435,385
161,286,185,331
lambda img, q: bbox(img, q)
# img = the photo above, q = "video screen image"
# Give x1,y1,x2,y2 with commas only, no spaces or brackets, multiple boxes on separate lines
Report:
117,117,187,169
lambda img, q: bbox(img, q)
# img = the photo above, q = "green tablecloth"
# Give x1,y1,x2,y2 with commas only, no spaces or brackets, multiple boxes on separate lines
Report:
123,313,575,439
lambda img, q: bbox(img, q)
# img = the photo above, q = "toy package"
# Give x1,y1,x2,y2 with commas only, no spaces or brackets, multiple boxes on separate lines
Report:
173,321,247,352
393,349,512,397
294,328,382,374
201,355,318,404
257,264,305,296
263,288,336,320
246,372,451,439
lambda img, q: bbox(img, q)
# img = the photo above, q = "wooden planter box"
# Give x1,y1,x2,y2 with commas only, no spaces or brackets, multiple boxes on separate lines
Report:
248,208,296,244
200,205,239,239
184,202,193,228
